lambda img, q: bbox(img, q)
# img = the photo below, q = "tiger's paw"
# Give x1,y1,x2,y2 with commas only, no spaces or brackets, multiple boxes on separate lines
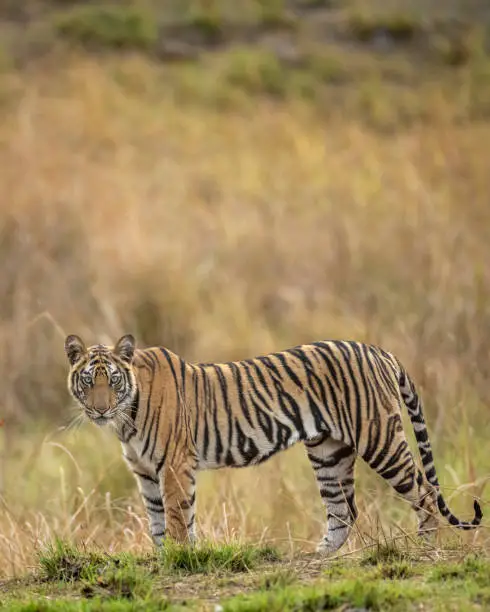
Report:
152,533,166,548
315,533,348,556
315,539,337,556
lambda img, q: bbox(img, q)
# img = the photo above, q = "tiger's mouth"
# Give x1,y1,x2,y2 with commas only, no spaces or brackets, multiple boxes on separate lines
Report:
76,395,134,427
86,403,130,426
85,408,117,425
92,415,111,426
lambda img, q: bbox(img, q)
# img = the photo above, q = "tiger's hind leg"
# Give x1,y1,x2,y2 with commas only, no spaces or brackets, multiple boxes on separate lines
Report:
305,436,358,555
361,413,439,540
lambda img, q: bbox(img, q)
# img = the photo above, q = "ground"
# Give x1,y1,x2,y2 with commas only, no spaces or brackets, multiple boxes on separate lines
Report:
1,540,489,611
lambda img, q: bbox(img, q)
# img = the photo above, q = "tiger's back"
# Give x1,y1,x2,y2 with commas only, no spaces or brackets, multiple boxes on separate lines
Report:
180,340,401,469
64,335,482,552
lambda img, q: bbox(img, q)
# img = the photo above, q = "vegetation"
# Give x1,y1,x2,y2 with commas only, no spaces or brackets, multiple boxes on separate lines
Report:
54,5,159,51
157,540,279,574
1,542,490,610
347,12,420,43
223,555,490,611
0,0,489,609
1,1,490,123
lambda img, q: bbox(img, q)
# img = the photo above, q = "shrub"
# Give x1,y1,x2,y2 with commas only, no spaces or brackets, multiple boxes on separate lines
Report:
54,5,158,51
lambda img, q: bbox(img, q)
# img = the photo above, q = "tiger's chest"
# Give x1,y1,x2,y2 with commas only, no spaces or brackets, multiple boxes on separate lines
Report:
119,429,159,477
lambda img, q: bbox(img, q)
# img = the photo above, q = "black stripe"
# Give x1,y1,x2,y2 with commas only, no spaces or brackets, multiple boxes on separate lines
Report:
273,378,305,436
134,471,157,483
358,343,379,421
290,348,329,432
229,363,254,429
319,346,354,445
143,493,163,506
337,343,363,447
192,367,201,444
274,421,292,453
140,352,157,438
370,350,398,396
349,342,373,423
311,345,347,441
306,390,328,433
300,354,329,409
257,356,284,381
160,348,180,390
130,388,139,422
141,411,156,456
240,361,275,443
275,352,304,390
235,418,259,464
369,415,398,470
250,361,274,399
148,407,161,461
240,361,273,411
212,366,228,465
155,425,172,474
361,418,380,464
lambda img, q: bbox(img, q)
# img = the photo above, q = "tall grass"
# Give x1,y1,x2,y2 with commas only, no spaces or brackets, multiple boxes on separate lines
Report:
0,53,488,578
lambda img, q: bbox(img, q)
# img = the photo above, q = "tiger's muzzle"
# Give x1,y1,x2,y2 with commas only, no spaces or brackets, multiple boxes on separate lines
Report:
87,376,116,421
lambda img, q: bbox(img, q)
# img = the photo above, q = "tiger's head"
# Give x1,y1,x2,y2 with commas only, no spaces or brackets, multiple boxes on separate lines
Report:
64,334,138,426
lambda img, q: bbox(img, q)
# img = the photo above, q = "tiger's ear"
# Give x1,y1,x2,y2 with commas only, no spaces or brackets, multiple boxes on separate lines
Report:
64,335,87,366
114,334,135,363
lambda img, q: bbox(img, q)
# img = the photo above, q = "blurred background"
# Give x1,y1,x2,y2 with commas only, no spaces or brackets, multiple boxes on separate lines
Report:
0,0,489,577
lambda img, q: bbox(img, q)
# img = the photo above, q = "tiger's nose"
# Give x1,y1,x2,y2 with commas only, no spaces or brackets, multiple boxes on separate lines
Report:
95,404,111,414
92,380,111,413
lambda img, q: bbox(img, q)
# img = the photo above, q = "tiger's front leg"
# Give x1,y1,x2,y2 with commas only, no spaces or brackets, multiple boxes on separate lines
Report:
123,448,166,546
162,457,197,544
133,471,166,546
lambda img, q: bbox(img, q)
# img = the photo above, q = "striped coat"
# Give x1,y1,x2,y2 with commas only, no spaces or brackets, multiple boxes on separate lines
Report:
64,334,482,552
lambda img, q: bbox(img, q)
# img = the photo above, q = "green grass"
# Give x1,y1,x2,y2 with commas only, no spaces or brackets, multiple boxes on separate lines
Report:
254,0,297,30
1,601,172,611
428,554,490,584
347,12,420,43
39,539,105,582
2,540,281,611
54,5,158,51
432,25,487,67
222,580,422,611
360,542,411,566
38,539,154,599
3,543,490,611
259,568,297,590
221,46,345,100
158,539,280,574
222,555,490,612
187,10,225,45
38,539,279,582
223,48,290,97
1,539,483,611
296,0,331,8
1,0,490,127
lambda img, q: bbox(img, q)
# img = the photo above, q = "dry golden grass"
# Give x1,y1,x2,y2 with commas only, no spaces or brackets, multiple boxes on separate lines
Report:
0,52,489,579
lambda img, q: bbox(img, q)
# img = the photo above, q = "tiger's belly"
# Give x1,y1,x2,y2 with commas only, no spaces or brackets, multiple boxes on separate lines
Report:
197,406,329,470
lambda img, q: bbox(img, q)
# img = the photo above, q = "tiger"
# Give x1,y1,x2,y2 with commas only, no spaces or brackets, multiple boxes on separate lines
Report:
64,334,482,554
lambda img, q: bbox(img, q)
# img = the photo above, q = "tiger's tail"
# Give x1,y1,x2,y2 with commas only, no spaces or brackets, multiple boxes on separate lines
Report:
398,366,482,530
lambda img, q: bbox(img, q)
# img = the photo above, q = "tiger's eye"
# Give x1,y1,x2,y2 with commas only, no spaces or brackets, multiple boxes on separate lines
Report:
111,372,122,385
81,373,92,385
